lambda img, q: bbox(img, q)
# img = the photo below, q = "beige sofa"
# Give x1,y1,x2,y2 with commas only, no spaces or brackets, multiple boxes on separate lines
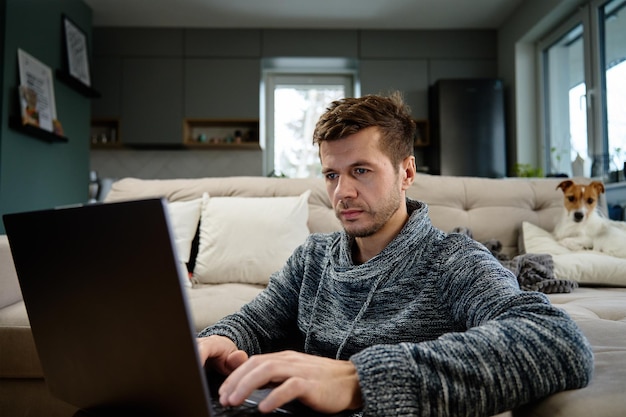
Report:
1,174,625,417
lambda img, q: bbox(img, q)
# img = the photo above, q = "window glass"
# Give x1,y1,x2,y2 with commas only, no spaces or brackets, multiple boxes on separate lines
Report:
542,24,587,176
263,68,355,178
273,84,346,178
601,0,626,179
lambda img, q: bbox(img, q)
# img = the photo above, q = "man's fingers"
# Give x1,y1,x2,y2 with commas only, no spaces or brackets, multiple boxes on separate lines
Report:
257,377,309,413
196,336,245,375
218,351,361,414
220,355,280,404
225,350,248,372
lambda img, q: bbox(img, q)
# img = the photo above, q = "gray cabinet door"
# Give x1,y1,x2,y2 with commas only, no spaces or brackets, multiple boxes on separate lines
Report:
91,56,122,119
184,59,260,119
121,58,183,145
360,59,429,119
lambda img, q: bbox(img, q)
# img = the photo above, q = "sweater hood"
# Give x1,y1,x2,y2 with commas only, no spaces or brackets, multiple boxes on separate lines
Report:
329,198,434,282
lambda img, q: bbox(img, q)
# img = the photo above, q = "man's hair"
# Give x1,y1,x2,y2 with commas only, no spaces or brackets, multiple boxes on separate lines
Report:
313,91,416,167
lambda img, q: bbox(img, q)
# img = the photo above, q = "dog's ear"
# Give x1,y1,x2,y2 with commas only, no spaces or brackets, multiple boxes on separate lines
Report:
590,181,605,194
556,180,574,192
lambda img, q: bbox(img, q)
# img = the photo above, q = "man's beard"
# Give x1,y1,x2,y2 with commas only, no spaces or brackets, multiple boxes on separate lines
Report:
339,186,403,238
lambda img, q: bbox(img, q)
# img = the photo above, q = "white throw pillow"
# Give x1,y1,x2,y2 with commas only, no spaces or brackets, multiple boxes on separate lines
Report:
166,194,205,287
193,191,311,285
521,221,626,287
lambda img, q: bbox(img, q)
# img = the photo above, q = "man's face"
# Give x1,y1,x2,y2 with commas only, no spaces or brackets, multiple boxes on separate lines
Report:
320,127,411,238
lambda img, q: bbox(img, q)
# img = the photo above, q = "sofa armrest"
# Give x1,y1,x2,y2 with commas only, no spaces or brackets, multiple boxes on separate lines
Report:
0,235,22,308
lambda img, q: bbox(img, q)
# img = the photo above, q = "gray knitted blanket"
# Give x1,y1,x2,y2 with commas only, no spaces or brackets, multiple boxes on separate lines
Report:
452,227,578,294
501,253,578,293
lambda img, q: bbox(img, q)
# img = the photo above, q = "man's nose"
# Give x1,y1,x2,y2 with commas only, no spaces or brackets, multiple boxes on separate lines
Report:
335,176,357,200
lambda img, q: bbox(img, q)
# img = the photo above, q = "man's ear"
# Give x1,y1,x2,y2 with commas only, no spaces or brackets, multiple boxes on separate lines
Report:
401,156,416,190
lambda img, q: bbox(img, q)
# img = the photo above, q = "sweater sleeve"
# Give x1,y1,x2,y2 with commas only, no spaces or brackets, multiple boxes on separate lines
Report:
349,234,594,417
197,240,309,354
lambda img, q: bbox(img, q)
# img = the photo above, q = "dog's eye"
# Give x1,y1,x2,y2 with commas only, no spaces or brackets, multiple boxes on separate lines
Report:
586,198,595,204
568,196,575,202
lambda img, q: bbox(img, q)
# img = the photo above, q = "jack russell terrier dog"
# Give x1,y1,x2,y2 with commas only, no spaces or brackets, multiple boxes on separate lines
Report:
553,180,626,258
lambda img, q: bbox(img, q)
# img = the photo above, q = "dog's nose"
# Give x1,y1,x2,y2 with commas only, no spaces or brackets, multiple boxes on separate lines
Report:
574,212,584,222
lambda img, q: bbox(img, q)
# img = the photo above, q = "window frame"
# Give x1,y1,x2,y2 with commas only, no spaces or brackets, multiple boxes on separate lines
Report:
537,6,595,176
537,0,625,180
260,58,359,177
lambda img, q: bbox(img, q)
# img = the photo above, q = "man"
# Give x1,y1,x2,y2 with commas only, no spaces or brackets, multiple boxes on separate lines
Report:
197,92,593,416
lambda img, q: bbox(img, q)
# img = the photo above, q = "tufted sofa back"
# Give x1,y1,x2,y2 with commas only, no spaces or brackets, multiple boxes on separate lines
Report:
105,176,342,233
410,175,579,256
106,174,602,257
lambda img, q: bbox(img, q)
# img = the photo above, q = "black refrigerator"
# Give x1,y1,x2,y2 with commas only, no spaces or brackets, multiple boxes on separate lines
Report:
427,79,506,178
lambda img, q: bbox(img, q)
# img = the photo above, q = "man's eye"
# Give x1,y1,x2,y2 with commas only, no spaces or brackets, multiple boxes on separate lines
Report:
325,173,338,180
354,168,368,175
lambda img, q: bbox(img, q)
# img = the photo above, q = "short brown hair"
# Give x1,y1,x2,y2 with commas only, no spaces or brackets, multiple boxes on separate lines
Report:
313,91,416,167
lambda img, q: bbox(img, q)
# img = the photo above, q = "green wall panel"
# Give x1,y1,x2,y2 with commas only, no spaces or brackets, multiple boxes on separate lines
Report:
0,0,92,233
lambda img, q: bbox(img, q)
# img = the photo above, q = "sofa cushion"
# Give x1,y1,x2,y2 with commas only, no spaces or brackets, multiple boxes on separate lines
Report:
521,221,626,287
185,283,265,332
165,194,204,265
0,301,42,378
165,194,205,287
0,235,22,308
193,191,311,285
528,288,626,417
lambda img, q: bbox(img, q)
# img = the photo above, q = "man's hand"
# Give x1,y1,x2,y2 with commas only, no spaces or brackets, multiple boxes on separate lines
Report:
218,350,363,414
197,336,249,375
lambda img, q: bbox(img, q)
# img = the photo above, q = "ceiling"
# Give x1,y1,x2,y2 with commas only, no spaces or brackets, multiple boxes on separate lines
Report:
84,0,525,30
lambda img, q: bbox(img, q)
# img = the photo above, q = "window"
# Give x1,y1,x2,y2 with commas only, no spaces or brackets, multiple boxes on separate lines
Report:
261,59,358,178
600,0,626,178
540,22,587,176
539,0,626,181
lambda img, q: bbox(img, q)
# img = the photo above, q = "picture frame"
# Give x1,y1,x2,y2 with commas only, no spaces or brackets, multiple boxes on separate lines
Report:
62,15,91,87
17,49,58,133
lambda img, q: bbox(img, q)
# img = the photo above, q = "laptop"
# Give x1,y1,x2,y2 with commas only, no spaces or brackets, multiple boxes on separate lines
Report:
3,198,354,417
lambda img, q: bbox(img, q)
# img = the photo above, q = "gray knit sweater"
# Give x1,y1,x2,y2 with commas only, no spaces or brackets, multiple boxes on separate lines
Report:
198,199,593,416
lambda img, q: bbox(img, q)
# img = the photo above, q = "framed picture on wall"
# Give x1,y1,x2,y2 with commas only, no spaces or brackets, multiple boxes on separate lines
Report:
17,49,58,132
62,15,91,87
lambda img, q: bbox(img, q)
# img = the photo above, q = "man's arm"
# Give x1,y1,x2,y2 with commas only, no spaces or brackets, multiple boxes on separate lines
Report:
197,239,314,354
350,235,594,417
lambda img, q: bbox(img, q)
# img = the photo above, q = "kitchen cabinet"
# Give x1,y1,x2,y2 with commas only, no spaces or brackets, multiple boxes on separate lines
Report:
121,58,183,146
184,59,260,119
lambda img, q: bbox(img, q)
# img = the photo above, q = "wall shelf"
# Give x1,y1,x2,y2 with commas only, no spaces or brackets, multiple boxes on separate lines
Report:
183,118,260,149
9,116,68,143
56,70,101,98
90,119,120,148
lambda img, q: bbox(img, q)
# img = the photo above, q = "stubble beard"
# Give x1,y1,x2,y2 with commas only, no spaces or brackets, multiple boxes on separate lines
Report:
339,186,404,238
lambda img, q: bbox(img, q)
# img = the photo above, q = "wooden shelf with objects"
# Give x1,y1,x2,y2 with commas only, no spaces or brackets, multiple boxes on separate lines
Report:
413,119,429,147
183,119,260,150
90,119,122,149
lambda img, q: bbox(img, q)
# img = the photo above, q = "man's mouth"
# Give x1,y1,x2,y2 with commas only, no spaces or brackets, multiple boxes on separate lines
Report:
340,209,363,221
